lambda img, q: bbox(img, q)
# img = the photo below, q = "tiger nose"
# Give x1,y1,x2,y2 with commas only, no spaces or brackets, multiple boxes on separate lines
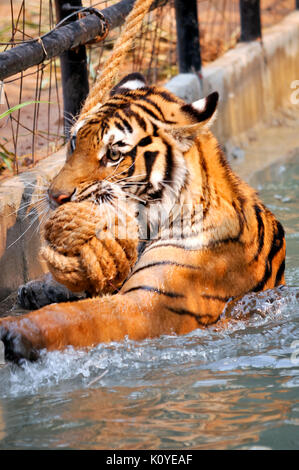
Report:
48,190,73,206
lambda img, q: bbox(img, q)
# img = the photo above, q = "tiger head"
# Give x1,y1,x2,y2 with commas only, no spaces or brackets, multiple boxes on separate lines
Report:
48,73,218,222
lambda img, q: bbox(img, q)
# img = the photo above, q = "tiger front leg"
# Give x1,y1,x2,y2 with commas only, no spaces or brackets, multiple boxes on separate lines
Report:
0,291,197,364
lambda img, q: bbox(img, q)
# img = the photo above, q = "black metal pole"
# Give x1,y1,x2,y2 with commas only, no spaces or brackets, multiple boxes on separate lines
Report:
239,0,262,42
55,0,89,137
174,0,201,73
0,13,105,80
0,1,168,82
296,0,299,10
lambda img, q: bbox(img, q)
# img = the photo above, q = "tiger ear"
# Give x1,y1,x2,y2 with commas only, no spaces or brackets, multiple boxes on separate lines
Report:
164,92,219,151
182,91,219,128
110,73,147,96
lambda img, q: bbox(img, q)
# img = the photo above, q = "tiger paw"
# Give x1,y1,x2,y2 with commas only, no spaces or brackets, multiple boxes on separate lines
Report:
0,326,40,364
17,273,86,310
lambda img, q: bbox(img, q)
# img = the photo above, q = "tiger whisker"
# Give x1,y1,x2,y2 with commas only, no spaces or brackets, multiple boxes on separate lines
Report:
32,206,51,238
7,212,41,249
161,181,175,192
113,174,147,185
22,180,49,187
21,202,49,221
22,188,49,195
121,181,147,186
24,192,48,198
161,182,178,202
121,193,145,204
106,160,138,182
23,176,50,187
105,159,125,180
118,172,147,180
6,197,48,218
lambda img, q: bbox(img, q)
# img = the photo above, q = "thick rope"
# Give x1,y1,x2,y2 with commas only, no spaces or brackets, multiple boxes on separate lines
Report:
80,0,153,115
40,202,138,296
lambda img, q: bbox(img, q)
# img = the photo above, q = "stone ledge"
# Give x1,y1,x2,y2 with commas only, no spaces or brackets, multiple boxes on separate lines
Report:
0,148,66,299
165,73,201,103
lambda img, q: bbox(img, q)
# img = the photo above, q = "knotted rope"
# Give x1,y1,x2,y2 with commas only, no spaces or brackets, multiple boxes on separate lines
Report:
41,202,138,296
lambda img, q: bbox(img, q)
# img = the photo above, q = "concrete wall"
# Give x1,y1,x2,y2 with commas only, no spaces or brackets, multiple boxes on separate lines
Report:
166,12,299,144
0,151,65,299
1,11,299,300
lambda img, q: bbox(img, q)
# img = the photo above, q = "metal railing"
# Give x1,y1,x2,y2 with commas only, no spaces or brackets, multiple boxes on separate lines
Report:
0,0,297,172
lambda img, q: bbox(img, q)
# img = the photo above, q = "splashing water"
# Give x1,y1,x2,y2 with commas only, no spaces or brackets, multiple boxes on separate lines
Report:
0,153,298,450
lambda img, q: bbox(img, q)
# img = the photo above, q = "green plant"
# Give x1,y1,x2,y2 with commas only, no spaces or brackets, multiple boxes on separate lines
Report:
0,100,42,121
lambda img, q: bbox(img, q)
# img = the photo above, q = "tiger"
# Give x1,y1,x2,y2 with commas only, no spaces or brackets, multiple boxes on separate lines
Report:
0,73,286,363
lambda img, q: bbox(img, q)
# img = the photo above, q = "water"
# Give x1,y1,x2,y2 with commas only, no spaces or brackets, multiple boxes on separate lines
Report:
0,153,298,450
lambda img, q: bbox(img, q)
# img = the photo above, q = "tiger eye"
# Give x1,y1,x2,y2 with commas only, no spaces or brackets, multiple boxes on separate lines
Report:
107,146,121,161
70,134,76,153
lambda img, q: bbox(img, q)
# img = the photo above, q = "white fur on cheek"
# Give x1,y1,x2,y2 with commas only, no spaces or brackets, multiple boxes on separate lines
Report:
150,170,163,190
98,146,107,160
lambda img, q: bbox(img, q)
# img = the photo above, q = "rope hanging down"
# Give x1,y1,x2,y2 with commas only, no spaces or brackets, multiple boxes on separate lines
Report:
81,0,153,115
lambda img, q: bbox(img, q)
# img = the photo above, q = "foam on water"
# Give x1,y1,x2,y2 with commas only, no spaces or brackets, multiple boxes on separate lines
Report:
0,286,298,399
